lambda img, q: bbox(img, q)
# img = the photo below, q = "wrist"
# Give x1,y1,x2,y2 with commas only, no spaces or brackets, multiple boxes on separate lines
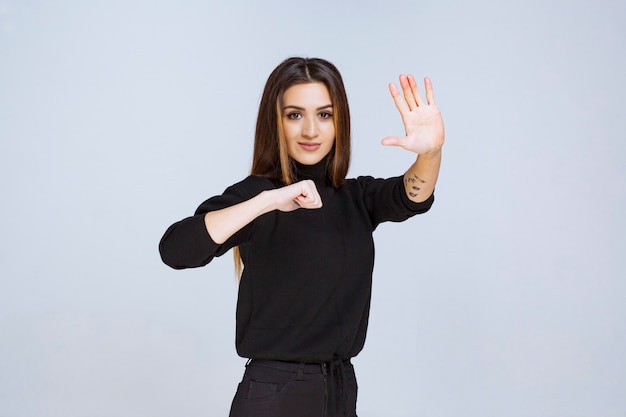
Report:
258,189,280,213
418,147,442,159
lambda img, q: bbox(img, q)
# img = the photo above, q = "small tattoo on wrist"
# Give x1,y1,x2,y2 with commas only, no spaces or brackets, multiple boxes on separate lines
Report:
413,174,426,184
405,173,427,199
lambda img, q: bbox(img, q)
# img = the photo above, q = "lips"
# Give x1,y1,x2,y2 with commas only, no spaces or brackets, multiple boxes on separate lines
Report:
299,142,321,152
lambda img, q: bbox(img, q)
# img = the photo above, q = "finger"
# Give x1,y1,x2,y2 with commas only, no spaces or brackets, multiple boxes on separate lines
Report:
424,77,436,105
388,82,410,114
400,74,419,111
408,74,425,107
295,182,323,208
296,194,323,209
381,136,403,147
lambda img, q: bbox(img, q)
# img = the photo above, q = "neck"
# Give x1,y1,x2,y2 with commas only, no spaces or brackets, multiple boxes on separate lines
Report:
293,157,329,182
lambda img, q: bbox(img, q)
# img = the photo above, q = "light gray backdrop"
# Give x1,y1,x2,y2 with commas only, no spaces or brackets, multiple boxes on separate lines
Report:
1,1,624,416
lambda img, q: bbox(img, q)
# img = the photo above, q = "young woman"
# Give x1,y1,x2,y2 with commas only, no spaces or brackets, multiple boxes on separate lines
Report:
159,57,444,417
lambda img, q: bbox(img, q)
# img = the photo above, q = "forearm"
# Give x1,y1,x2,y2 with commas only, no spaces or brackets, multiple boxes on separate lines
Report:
204,190,276,244
403,149,442,203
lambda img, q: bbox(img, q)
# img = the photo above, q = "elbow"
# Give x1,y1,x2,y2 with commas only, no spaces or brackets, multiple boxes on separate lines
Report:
158,215,221,270
159,238,187,270
159,241,214,270
158,224,216,270
420,192,435,213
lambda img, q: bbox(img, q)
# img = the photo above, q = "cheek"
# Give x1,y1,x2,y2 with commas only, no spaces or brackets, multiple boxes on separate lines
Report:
324,124,336,140
282,125,298,144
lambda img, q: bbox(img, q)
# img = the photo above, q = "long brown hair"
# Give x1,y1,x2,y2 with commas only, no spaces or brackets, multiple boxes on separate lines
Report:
235,57,352,277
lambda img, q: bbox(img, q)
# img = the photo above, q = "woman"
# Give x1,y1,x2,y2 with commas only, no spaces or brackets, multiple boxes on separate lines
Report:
159,57,444,417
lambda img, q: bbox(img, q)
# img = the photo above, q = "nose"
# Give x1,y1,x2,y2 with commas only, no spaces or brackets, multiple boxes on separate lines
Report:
301,117,319,139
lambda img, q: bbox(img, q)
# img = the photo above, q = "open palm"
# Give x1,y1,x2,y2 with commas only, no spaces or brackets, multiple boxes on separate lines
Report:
382,74,445,154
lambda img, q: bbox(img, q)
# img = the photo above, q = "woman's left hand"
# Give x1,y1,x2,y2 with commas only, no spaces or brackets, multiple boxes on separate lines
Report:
382,74,444,155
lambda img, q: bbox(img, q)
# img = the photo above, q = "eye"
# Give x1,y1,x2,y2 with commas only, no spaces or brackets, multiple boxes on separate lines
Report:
286,112,302,120
319,111,333,119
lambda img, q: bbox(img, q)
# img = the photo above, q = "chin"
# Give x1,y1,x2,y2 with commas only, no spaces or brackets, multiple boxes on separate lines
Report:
293,154,326,165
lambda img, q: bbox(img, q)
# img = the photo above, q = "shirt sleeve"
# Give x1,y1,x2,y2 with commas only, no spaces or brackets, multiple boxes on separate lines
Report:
159,176,275,269
357,175,435,230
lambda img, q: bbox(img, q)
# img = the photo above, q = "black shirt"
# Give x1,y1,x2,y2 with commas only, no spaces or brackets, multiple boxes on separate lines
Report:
159,160,434,361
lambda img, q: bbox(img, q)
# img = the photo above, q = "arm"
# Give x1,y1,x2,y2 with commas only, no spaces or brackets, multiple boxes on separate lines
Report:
204,179,323,244
402,150,441,203
382,75,445,203
159,179,322,269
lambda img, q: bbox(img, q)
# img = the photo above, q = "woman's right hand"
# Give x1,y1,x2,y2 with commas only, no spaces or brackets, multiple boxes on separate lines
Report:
271,180,323,212
203,180,323,244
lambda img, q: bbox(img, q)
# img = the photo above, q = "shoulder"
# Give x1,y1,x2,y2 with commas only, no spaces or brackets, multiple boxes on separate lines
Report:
193,175,277,215
223,175,278,197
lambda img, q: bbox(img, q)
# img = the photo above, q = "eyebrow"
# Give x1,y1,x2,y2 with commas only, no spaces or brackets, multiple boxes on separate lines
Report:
283,104,333,111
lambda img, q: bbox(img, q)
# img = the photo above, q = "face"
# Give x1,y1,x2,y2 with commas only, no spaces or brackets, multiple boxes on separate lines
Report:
281,82,335,165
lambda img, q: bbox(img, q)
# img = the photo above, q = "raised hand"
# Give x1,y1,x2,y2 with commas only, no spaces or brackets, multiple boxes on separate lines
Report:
382,75,444,155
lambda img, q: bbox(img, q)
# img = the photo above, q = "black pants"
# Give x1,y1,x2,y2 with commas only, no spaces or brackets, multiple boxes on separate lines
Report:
229,358,358,417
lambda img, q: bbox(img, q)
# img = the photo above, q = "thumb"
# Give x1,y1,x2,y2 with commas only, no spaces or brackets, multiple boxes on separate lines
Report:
381,136,403,147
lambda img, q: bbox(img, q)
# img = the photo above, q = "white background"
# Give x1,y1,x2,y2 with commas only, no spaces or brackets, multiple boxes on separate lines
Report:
1,1,624,416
